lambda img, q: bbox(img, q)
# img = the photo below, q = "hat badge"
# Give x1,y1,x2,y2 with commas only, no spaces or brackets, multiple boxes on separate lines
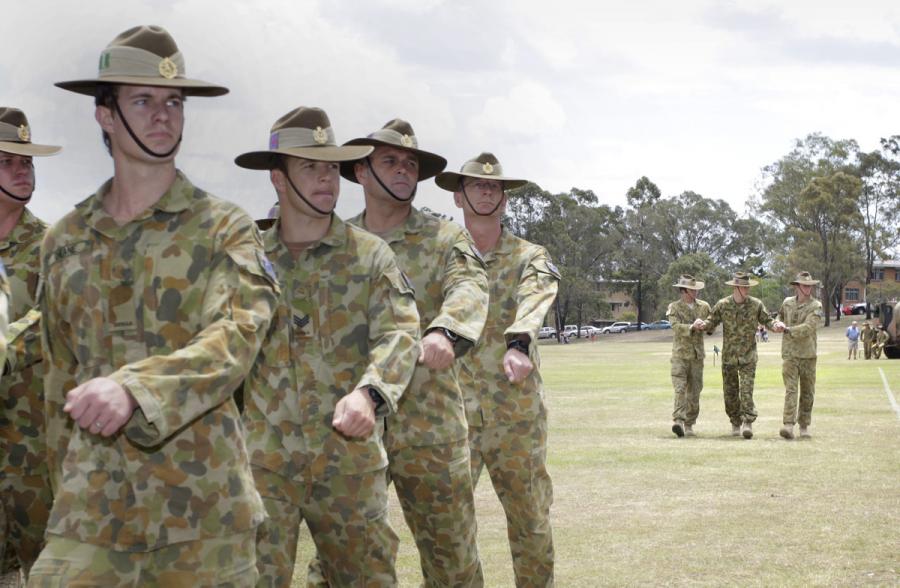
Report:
400,134,413,148
482,162,494,174
158,56,179,79
17,124,31,142
313,126,327,145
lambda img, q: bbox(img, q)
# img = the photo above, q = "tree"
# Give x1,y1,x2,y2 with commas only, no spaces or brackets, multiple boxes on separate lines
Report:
856,139,900,317
656,252,731,313
760,135,864,326
613,177,667,328
505,184,620,336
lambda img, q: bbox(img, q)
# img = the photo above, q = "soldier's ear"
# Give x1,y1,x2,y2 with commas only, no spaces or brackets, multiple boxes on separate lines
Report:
270,168,287,195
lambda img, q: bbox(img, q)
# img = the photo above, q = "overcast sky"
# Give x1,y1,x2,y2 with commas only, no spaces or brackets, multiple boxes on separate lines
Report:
6,0,900,226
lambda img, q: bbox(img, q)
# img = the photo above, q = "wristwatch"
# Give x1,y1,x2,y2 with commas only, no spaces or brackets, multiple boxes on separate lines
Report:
367,387,386,411
432,327,459,343
507,338,529,354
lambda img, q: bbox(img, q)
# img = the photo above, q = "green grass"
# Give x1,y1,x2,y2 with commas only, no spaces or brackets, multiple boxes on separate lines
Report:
292,325,900,586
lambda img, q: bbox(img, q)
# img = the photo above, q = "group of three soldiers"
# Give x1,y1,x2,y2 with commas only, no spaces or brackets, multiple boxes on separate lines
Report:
667,271,824,441
0,25,558,587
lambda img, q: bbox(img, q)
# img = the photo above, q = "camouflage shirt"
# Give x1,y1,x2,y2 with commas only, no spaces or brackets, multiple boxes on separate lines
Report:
0,262,8,368
777,296,823,359
458,229,559,427
860,325,875,344
243,216,420,483
705,295,774,365
666,298,711,360
40,172,277,552
0,208,48,478
348,207,488,449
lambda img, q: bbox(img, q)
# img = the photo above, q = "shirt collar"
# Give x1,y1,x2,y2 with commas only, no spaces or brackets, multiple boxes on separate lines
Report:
77,170,197,236
263,214,346,256
0,207,46,248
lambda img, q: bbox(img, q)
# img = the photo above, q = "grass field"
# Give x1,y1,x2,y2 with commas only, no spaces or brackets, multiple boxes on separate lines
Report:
293,324,900,586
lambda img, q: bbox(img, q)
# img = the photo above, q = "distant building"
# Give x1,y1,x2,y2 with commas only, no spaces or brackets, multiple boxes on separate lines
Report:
841,259,900,305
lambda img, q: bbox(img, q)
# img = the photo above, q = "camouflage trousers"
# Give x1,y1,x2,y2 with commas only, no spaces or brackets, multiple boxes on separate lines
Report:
388,439,483,587
26,531,257,587
469,416,554,588
782,357,817,427
1,473,52,577
721,362,758,425
253,466,397,588
863,341,873,359
670,357,703,426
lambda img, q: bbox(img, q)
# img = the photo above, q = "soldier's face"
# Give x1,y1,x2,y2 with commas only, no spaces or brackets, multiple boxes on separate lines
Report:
796,284,813,299
273,157,340,218
356,147,419,203
454,178,506,218
733,286,750,302
0,152,35,202
681,288,698,303
96,85,184,161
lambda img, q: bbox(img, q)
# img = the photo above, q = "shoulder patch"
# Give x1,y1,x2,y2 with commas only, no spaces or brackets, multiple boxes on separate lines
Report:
258,251,278,284
421,207,452,221
534,258,561,280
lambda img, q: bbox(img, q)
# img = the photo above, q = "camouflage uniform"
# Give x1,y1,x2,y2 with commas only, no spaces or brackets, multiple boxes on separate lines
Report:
0,260,8,572
860,324,875,359
666,297,711,427
705,296,774,426
28,172,276,586
458,228,559,588
348,207,488,587
243,217,420,587
777,296,823,427
874,329,889,359
0,209,52,578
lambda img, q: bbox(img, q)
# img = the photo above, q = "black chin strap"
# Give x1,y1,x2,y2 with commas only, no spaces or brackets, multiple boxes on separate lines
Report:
462,185,504,217
113,99,182,158
285,171,333,216
0,184,32,203
366,158,416,202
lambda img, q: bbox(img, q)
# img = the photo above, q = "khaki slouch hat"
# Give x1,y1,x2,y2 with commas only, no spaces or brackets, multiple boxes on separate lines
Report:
340,119,446,182
435,152,528,191
55,25,228,97
0,108,61,157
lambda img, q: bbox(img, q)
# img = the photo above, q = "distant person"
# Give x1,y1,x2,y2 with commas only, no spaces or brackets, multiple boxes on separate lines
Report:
873,326,889,359
860,321,875,360
846,320,860,360
665,275,710,438
772,272,823,440
704,272,775,439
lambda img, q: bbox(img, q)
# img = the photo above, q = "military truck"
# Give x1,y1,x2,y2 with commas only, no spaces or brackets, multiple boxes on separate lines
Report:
878,302,899,359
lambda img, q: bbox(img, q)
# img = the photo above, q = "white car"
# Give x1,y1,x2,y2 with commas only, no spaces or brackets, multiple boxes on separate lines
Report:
602,321,630,334
538,326,557,339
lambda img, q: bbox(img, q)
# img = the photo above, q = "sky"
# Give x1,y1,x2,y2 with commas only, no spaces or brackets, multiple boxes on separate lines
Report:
5,0,900,225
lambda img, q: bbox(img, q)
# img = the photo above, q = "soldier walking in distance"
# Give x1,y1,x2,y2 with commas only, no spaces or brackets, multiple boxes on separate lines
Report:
333,119,489,587
0,108,60,585
438,153,559,586
860,321,875,360
772,272,823,440
29,26,278,585
666,275,711,438
704,272,775,439
236,107,420,587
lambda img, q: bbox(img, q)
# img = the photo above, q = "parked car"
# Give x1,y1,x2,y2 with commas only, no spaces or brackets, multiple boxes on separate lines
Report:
538,326,557,339
646,320,672,330
561,325,579,338
625,322,648,332
578,326,599,337
602,321,630,334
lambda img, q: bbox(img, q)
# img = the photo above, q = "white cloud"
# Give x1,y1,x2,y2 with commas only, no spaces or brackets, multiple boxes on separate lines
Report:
470,81,566,140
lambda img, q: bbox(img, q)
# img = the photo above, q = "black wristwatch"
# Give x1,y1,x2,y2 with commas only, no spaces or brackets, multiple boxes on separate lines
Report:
434,327,459,343
367,387,386,411
507,339,529,355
